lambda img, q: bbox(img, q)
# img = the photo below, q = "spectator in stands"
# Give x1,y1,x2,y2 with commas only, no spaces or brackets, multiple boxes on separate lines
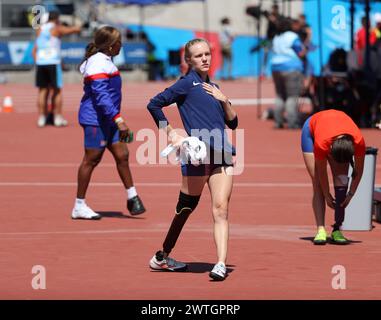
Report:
260,4,281,78
139,31,164,81
219,17,234,80
355,16,377,68
270,18,306,129
297,14,315,80
297,14,312,47
321,48,358,122
373,13,381,40
356,17,377,51
266,4,281,42
370,14,381,126
125,28,136,41
32,11,81,127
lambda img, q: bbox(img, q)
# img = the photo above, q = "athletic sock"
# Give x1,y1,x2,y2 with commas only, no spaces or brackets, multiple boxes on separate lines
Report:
75,198,86,208
127,186,137,199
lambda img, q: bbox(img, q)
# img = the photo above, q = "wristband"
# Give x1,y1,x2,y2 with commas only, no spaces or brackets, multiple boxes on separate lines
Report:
113,114,124,124
347,191,355,197
123,131,134,143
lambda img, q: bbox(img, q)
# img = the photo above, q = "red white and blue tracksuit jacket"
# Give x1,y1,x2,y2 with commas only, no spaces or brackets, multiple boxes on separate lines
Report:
78,52,122,126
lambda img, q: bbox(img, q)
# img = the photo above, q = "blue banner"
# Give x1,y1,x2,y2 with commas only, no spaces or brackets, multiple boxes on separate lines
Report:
0,43,11,64
303,1,381,75
123,42,149,64
61,43,87,64
0,42,147,66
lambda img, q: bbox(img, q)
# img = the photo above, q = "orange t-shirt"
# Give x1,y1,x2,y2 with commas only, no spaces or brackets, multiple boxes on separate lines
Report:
309,110,366,160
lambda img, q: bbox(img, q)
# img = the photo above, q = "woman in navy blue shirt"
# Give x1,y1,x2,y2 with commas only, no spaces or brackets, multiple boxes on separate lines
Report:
147,38,238,281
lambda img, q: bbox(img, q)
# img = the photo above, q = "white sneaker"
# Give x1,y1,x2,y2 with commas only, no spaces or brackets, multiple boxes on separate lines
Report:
54,115,68,127
37,115,46,128
71,204,101,220
149,250,187,271
209,262,227,281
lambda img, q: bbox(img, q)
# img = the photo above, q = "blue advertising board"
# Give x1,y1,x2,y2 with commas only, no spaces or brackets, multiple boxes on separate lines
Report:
0,41,147,66
303,1,381,75
0,42,11,64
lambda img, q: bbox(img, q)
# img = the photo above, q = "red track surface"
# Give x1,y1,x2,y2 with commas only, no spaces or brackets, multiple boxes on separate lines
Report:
1,81,381,299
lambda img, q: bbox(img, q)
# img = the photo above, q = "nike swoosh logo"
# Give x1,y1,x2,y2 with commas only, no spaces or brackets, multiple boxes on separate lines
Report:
193,81,201,86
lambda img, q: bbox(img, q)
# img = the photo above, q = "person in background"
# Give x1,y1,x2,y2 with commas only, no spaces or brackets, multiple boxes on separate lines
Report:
370,13,381,126
250,4,282,79
297,14,312,48
219,17,234,80
373,13,381,40
32,11,81,127
355,16,377,67
297,14,315,82
271,18,306,129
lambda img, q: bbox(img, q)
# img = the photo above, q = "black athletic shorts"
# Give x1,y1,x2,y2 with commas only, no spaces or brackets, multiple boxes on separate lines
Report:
35,64,62,88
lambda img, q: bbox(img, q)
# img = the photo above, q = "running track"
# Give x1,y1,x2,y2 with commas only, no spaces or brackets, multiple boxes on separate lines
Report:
0,80,381,299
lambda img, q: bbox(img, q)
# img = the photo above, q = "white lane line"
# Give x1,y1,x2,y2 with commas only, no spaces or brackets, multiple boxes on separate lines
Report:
3,181,381,188
9,98,278,114
0,163,172,168
0,224,314,237
0,228,167,236
0,162,306,168
0,182,312,187
1,162,381,169
0,182,178,187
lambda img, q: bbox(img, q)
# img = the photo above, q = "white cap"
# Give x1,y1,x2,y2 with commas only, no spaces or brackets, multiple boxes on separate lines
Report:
374,12,381,23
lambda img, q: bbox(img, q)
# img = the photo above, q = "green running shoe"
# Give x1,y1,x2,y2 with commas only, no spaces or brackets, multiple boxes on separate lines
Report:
331,230,350,245
313,229,327,245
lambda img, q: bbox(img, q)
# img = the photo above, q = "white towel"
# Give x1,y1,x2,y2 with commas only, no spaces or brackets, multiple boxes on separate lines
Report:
160,137,207,166
179,137,207,166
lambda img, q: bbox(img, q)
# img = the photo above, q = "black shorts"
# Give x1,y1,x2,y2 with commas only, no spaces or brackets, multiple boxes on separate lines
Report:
35,64,62,89
181,149,234,176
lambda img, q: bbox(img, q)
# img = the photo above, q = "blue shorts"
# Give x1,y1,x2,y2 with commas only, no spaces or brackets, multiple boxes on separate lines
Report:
82,124,119,149
181,149,233,176
301,116,314,153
